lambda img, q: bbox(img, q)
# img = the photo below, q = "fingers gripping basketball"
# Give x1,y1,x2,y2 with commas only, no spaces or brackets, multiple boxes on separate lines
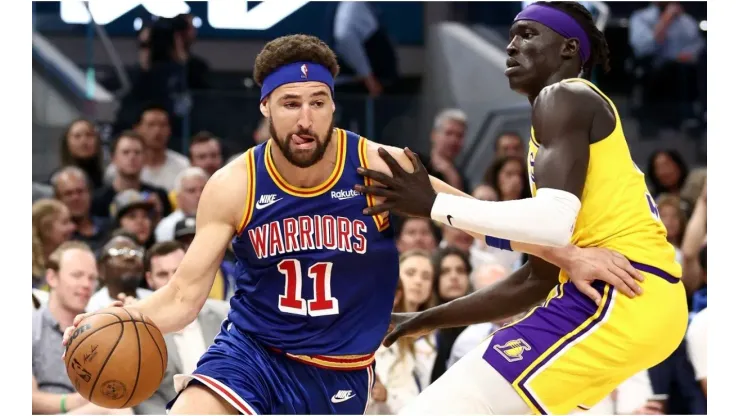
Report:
64,307,168,409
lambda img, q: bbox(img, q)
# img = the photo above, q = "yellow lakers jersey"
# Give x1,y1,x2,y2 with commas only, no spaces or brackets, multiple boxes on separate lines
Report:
527,78,681,282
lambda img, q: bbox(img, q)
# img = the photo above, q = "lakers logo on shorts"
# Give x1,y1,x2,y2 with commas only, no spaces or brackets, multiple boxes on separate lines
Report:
493,338,532,362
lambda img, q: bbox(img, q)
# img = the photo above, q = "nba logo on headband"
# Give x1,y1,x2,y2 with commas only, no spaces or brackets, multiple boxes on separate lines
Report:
301,64,308,79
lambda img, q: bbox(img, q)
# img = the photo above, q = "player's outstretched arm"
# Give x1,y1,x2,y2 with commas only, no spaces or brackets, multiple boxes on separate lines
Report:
357,85,592,248
124,163,247,334
383,256,559,346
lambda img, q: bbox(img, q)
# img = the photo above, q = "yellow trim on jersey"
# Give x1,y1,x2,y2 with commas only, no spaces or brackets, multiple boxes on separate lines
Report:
264,129,347,198
280,351,375,371
237,148,257,234
511,284,613,415
358,137,390,232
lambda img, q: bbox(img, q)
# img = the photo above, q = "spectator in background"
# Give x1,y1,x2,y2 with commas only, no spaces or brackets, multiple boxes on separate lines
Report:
57,119,105,189
644,338,706,414
368,279,423,414
481,155,531,202
94,131,172,219
629,2,704,129
87,235,152,311
188,131,224,177
137,241,229,414
656,194,687,261
173,13,210,90
173,216,196,249
686,307,707,399
332,1,398,96
156,167,207,242
493,131,525,158
647,149,689,198
423,109,469,191
394,217,440,254
32,242,129,415
447,262,510,368
439,225,475,254
429,247,472,384
51,166,111,252
681,180,707,296
165,131,222,210
32,199,75,289
397,250,438,393
111,190,156,249
107,106,190,191
680,167,707,215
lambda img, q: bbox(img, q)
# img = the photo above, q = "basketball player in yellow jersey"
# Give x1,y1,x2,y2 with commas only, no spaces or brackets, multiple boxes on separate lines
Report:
356,1,688,414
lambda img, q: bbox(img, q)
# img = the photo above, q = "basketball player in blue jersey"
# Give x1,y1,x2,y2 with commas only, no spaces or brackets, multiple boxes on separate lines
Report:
358,2,689,414
62,33,644,415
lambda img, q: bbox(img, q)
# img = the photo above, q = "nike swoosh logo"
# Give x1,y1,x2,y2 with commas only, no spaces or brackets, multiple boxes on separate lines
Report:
331,394,356,404
447,215,454,226
255,198,283,210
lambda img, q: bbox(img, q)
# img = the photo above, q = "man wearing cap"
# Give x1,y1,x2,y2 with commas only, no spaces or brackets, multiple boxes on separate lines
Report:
110,189,156,248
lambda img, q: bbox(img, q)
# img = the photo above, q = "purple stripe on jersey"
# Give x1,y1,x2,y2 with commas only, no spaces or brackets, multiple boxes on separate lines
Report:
481,282,613,414
630,261,680,283
517,285,615,414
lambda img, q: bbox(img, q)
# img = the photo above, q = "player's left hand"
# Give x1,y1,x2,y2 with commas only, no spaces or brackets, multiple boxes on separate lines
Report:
566,246,645,304
355,147,437,218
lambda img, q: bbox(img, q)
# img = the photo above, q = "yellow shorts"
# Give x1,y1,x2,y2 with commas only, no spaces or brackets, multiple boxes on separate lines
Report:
481,262,688,414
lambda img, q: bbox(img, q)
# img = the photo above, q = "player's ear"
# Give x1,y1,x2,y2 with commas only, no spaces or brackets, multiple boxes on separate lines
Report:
260,99,270,118
562,38,579,61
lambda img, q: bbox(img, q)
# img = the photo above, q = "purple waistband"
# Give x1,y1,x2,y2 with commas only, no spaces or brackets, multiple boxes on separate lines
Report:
515,4,591,65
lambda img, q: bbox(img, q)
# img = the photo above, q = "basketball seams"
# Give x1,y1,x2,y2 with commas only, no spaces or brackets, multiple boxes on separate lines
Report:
65,314,124,370
120,309,143,409
139,319,167,380
87,320,125,402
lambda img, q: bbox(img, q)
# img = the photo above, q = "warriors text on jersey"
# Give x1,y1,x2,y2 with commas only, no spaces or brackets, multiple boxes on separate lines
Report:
228,128,399,366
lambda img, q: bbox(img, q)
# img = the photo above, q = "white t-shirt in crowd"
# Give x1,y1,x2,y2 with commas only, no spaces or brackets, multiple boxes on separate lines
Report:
106,149,190,191
155,209,186,242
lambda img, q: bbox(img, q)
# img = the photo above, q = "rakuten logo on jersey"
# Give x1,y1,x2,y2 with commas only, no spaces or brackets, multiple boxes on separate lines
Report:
331,189,360,201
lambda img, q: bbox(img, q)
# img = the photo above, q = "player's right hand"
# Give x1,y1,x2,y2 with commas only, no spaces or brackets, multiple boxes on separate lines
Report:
566,247,644,304
61,300,124,360
382,312,432,347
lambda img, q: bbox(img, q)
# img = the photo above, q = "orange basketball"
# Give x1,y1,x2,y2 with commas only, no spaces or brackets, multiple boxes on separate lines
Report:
64,307,168,409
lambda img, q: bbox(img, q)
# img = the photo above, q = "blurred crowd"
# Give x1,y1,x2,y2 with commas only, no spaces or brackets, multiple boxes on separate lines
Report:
32,2,707,415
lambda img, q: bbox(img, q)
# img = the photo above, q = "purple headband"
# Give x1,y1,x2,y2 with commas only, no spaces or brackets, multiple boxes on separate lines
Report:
260,61,335,102
515,4,591,65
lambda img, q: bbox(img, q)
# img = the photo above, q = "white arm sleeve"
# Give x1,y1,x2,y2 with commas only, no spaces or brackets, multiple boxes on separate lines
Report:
686,309,708,381
430,188,581,247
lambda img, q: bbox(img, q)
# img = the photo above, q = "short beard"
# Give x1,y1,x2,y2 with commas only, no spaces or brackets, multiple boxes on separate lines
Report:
268,116,334,168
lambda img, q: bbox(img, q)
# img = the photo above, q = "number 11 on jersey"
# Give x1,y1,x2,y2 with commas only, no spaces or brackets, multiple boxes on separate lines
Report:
277,259,339,317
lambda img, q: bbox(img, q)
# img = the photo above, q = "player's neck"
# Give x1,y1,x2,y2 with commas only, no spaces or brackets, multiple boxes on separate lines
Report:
47,296,78,329
269,132,339,188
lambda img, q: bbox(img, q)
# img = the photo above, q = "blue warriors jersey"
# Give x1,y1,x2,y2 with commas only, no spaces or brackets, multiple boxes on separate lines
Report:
227,128,399,366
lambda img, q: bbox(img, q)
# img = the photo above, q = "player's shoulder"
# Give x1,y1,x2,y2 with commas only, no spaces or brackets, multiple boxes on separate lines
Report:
198,151,252,221
534,80,602,112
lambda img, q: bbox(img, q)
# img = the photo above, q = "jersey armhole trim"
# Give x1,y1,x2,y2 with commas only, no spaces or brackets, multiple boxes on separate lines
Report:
358,137,390,232
237,148,257,235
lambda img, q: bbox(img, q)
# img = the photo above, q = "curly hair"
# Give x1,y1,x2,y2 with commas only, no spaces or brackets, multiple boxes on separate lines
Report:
537,1,611,77
253,34,340,87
